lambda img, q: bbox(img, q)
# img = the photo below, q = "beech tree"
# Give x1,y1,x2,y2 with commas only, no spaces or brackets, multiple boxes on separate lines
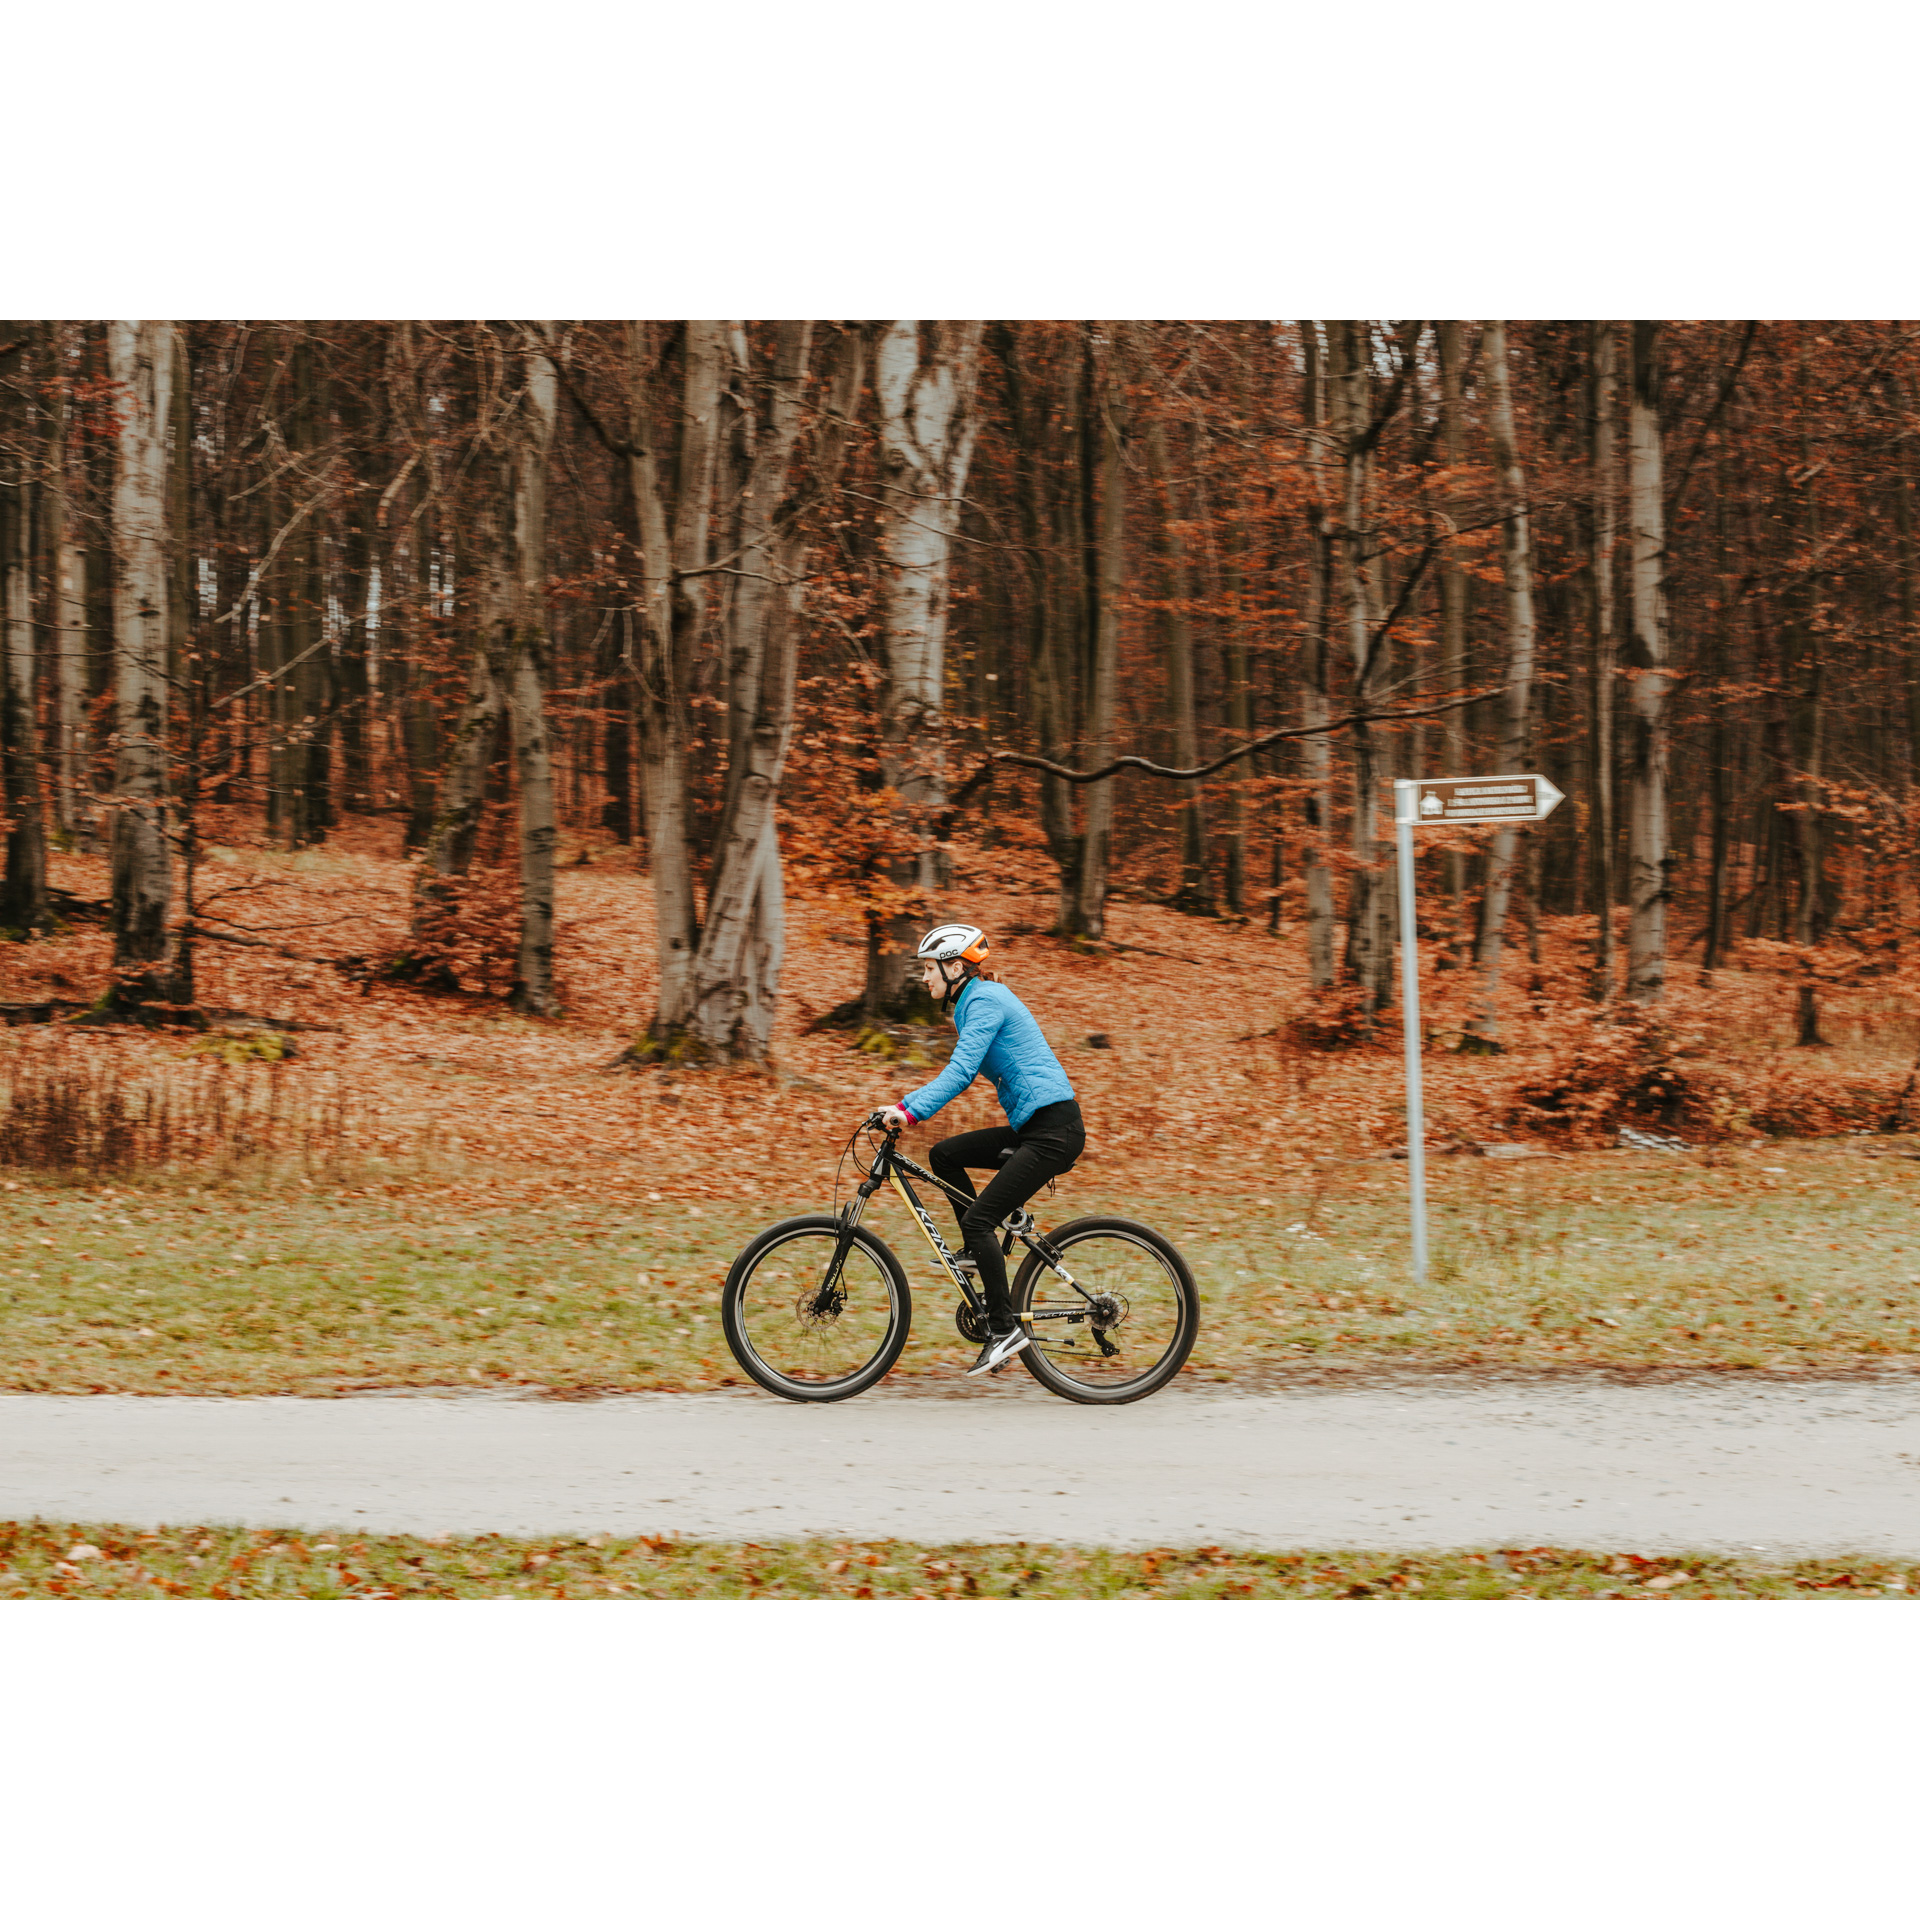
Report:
1330,320,1415,1023
1069,333,1126,941
44,322,89,844
1588,320,1621,999
0,324,48,934
1625,320,1673,1005
105,320,182,1006
624,319,724,1042
499,338,560,1015
864,320,986,1009
1435,321,1470,967
1470,320,1540,1035
1297,323,1336,990
686,323,857,1059
545,320,845,1061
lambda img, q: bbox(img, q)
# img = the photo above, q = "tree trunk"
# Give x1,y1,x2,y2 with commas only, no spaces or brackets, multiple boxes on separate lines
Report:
1042,334,1092,929
1470,320,1539,1037
1069,341,1126,941
402,461,441,851
1703,436,1733,976
503,342,560,1016
105,321,179,1004
864,320,986,1006
1625,321,1673,1004
415,644,502,912
1298,323,1337,991
0,324,49,934
44,323,89,843
1332,321,1390,1021
1788,355,1829,1045
1222,350,1251,914
624,320,723,1039
687,321,820,1059
1589,321,1621,1000
1895,380,1919,795
296,337,332,844
1145,418,1211,912
336,357,379,816
1224,670,1249,910
268,329,328,849
599,614,633,843
166,327,198,1007
708,324,811,889
1436,322,1469,967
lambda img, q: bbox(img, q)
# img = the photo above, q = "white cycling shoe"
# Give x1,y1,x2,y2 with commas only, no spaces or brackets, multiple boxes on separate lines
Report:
966,1324,1032,1378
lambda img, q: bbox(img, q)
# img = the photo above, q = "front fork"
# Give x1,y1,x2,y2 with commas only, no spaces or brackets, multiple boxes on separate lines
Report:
811,1180,874,1315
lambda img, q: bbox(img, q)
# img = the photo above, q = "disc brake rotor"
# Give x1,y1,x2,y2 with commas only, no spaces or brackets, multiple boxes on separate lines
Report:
795,1281,845,1328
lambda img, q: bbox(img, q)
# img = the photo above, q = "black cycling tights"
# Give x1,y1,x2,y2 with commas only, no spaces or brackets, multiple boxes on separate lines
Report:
926,1099,1086,1336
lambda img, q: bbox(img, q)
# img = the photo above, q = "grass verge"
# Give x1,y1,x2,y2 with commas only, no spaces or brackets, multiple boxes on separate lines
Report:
4,1134,1920,1395
4,1523,1915,1599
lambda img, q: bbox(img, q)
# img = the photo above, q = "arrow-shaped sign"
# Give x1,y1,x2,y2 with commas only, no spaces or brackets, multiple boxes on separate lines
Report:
1398,774,1565,826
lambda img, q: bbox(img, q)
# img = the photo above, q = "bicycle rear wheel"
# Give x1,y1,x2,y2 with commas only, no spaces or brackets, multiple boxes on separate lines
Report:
1012,1216,1198,1405
721,1214,911,1403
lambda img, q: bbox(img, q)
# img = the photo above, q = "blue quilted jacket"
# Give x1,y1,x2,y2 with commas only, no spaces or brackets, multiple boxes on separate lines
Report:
900,979,1076,1132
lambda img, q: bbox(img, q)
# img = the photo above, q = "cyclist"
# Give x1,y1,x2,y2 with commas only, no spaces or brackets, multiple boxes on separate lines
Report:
873,924,1085,1378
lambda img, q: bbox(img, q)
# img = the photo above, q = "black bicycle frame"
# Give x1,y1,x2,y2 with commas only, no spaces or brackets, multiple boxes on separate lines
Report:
829,1125,1108,1342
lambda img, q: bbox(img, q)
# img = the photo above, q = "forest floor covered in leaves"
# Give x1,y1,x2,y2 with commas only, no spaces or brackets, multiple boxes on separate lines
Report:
5,819,1920,1396
3,1522,1916,1600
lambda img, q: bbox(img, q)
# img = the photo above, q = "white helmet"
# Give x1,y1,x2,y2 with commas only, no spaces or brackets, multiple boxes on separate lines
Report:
918,924,990,1006
917,923,990,967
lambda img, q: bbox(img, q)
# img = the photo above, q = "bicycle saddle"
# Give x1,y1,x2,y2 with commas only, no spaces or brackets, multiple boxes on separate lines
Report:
996,1147,1017,1165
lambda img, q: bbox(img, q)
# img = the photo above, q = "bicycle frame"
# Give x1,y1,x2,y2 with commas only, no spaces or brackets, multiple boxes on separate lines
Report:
825,1124,1112,1348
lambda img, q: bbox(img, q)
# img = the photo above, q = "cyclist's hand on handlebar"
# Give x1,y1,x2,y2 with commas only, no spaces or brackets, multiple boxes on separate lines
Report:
870,1104,912,1130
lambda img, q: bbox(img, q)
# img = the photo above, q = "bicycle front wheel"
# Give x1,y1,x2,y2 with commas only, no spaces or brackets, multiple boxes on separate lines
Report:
1013,1216,1198,1405
721,1214,911,1403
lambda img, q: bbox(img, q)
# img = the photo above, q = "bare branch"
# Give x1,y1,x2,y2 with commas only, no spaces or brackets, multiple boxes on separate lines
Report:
212,482,336,626
209,633,335,710
949,688,1497,804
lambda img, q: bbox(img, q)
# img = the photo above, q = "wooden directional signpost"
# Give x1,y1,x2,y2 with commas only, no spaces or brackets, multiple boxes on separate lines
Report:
1393,773,1565,1280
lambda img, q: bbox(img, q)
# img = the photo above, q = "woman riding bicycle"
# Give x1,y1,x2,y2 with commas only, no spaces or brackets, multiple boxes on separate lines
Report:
874,923,1086,1378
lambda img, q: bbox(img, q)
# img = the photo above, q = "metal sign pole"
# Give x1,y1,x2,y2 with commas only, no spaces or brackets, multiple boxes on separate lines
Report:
1388,772,1560,1283
1393,780,1429,1283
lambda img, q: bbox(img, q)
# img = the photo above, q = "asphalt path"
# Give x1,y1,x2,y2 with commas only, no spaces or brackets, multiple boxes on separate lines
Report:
7,1373,1920,1553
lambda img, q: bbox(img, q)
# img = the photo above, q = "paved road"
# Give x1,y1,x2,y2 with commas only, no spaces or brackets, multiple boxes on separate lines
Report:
5,1376,1920,1553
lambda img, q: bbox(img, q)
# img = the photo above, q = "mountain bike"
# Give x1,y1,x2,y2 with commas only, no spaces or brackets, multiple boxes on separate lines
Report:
719,1116,1199,1405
